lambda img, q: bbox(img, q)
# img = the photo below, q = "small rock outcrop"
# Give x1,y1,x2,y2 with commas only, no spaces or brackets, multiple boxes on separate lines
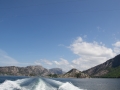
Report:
61,68,89,78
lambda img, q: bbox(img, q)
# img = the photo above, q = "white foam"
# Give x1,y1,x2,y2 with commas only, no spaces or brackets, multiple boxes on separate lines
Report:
35,78,56,90
58,82,83,90
0,80,27,90
0,78,85,90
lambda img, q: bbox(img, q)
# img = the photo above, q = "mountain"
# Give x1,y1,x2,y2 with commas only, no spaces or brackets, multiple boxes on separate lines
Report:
49,68,64,74
0,65,51,76
61,68,89,78
83,54,120,78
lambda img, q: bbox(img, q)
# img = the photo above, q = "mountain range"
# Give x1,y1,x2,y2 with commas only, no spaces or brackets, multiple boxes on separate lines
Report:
83,54,120,78
0,65,50,76
0,54,120,78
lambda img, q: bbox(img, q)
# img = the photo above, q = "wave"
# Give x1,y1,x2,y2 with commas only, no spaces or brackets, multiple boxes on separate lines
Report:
0,77,85,90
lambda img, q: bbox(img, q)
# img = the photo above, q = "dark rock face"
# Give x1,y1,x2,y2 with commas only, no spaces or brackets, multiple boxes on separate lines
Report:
61,68,89,78
111,54,120,67
49,68,63,74
0,65,51,76
83,54,120,77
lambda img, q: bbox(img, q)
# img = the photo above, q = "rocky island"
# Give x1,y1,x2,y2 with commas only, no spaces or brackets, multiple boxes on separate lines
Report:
60,68,89,78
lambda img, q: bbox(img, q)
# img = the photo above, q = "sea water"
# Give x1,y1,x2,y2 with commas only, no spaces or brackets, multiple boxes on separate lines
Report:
0,76,120,90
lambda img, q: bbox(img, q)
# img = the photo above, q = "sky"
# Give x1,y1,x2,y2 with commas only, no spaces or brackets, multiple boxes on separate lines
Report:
0,0,120,71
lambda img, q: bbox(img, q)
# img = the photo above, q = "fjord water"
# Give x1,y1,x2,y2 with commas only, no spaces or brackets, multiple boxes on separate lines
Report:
0,76,83,90
0,76,120,90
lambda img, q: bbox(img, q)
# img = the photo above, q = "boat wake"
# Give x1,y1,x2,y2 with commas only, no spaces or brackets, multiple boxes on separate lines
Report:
0,77,85,90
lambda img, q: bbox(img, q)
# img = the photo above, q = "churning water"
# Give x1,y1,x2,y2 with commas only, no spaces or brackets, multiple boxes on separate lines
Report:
0,76,83,90
0,76,120,90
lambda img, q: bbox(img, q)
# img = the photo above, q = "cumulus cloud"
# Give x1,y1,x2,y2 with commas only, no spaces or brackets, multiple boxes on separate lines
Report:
113,41,120,47
32,37,120,71
34,58,72,71
71,56,109,71
69,37,115,57
42,59,53,65
53,58,69,65
35,59,53,65
53,58,73,71
0,49,19,66
33,37,120,71
113,41,120,54
34,61,41,65
68,37,116,71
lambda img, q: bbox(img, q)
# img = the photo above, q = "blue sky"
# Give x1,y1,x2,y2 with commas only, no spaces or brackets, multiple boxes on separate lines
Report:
0,0,120,71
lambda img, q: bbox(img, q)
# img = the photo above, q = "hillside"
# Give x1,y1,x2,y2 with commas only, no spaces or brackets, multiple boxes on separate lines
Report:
102,66,120,78
61,68,89,78
1,54,120,78
0,65,51,76
83,54,120,77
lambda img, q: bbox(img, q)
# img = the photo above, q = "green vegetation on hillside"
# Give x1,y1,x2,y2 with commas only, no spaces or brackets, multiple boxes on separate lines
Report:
75,73,81,78
102,66,120,78
48,74,58,78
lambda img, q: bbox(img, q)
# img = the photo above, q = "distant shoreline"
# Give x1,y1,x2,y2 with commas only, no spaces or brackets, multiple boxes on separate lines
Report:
0,75,120,78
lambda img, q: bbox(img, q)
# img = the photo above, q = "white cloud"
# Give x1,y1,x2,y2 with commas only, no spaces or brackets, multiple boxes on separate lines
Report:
113,41,120,54
42,59,53,65
33,37,120,71
53,58,72,71
72,56,108,71
69,37,115,57
68,37,116,71
53,61,60,65
113,41,120,47
0,49,19,66
34,61,41,65
35,59,53,65
0,49,37,67
34,58,72,71
53,58,69,65
1,36,118,72
113,47,120,54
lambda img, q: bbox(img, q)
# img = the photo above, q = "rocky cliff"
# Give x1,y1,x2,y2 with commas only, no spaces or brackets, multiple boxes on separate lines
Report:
61,68,89,78
83,54,120,77
0,65,51,76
